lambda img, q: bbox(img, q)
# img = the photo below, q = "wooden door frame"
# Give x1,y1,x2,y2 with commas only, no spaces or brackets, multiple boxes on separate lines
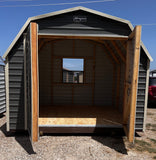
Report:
123,26,142,143
31,22,39,142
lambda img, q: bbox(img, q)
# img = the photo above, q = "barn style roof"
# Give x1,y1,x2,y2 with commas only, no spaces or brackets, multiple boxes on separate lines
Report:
3,6,153,61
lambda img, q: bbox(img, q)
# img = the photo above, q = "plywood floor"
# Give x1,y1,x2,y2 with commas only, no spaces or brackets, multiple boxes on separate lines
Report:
39,106,122,126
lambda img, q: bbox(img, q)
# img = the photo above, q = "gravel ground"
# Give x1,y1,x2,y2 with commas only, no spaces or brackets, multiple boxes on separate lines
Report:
0,108,156,160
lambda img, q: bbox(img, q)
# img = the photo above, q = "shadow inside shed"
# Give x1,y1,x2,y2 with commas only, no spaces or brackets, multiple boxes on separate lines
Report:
38,39,126,130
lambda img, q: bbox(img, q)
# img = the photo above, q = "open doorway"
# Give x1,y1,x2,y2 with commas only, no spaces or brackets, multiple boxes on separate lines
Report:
38,39,124,132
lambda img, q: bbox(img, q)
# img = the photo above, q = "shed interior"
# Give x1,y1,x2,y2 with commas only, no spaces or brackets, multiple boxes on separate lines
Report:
38,38,126,129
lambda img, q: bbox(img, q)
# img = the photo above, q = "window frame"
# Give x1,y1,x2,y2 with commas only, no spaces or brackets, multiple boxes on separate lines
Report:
62,58,85,84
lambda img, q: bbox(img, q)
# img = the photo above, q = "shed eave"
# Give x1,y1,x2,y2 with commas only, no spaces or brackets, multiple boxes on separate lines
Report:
2,6,153,61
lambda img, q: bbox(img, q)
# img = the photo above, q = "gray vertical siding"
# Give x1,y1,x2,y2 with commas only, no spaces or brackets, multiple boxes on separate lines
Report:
25,26,32,135
0,65,6,114
135,50,148,131
8,38,25,130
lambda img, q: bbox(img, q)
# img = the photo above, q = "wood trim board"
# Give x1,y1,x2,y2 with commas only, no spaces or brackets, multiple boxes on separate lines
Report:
123,26,142,143
31,22,39,142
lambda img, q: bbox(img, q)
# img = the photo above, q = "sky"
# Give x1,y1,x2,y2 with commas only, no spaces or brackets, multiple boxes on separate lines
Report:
0,0,156,69
63,58,84,71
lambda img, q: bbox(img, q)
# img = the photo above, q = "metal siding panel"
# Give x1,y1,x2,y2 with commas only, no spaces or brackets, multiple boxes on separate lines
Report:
8,38,25,130
135,50,148,132
0,65,6,114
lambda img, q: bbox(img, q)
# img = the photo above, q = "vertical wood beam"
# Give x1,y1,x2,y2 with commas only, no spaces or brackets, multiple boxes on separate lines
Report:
31,22,38,142
123,26,141,143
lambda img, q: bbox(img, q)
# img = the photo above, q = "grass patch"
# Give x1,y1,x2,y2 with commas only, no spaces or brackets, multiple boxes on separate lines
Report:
146,147,156,153
149,138,156,144
146,123,156,130
146,123,152,128
135,139,156,153
147,112,154,116
135,139,151,147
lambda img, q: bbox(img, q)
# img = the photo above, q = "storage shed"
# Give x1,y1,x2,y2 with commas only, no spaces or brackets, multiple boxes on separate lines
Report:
0,63,6,114
3,6,153,143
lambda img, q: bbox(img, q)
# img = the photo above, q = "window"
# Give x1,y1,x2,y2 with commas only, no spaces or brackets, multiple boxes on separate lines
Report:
63,58,84,83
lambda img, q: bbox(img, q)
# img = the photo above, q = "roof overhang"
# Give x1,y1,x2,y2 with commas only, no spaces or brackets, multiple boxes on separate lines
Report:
2,6,153,61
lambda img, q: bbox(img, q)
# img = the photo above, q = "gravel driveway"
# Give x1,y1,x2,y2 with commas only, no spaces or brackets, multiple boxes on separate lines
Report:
0,109,155,160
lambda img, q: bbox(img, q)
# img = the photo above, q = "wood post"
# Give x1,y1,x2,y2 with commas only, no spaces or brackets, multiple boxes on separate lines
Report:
31,22,38,142
123,26,142,143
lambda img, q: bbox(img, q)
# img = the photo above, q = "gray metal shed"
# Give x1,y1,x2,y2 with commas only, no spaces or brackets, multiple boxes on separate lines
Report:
0,64,6,114
3,6,153,143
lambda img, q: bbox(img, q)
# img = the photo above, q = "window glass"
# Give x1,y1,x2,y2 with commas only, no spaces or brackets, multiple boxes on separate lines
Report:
63,58,84,83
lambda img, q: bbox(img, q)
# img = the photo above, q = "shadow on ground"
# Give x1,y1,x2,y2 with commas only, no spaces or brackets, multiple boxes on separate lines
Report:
43,128,128,155
92,128,127,154
0,123,36,155
0,114,5,119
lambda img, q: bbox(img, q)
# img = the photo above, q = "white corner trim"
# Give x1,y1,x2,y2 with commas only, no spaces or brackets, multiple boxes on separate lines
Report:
5,58,10,131
143,60,150,131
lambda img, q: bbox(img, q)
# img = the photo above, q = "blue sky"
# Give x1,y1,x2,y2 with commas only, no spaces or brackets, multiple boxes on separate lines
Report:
63,58,84,71
0,0,156,69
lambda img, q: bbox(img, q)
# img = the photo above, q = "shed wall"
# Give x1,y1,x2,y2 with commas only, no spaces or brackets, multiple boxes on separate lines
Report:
25,26,32,134
0,65,6,114
94,44,113,106
135,49,148,131
39,43,52,106
39,40,122,107
8,38,25,130
35,10,131,36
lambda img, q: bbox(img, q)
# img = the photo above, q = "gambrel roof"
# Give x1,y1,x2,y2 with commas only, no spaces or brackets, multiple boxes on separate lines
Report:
3,6,153,61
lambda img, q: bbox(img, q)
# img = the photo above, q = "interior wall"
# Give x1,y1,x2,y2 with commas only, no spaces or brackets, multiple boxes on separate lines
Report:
119,63,125,112
94,44,113,106
39,39,124,108
39,43,52,106
52,39,94,105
